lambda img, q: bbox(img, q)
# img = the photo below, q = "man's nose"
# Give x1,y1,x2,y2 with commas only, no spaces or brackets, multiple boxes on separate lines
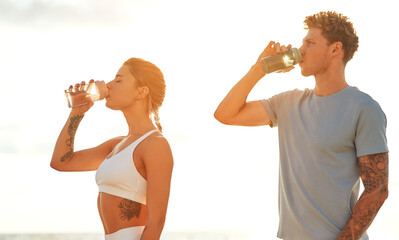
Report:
299,45,305,56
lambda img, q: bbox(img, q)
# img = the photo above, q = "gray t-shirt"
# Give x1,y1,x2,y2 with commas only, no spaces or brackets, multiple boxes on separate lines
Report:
261,86,388,240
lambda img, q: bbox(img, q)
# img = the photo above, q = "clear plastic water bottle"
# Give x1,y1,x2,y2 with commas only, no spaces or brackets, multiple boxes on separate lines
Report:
64,80,108,108
261,48,302,74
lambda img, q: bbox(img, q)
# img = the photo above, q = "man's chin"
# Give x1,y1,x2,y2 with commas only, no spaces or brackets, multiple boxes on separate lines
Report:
300,69,312,77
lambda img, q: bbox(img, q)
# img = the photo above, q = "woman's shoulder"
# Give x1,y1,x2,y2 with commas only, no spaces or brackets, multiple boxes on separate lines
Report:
139,132,173,167
137,131,172,154
143,132,171,150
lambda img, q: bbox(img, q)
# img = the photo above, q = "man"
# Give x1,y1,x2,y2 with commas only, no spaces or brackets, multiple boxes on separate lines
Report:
214,11,388,240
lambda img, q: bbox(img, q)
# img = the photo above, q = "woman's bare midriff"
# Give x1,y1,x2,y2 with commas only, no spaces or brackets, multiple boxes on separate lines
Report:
98,192,147,234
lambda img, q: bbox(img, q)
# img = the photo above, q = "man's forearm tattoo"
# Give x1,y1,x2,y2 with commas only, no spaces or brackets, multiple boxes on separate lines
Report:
119,199,142,221
358,152,388,194
60,115,84,162
339,200,384,240
339,224,353,239
338,152,389,240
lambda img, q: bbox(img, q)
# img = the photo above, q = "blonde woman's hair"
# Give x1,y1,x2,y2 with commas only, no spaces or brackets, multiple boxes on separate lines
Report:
123,58,165,132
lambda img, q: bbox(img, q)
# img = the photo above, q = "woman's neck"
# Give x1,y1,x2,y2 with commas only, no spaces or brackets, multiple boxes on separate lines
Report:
122,107,156,136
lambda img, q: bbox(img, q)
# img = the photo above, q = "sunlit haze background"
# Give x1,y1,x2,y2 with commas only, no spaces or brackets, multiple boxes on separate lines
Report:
1,0,398,239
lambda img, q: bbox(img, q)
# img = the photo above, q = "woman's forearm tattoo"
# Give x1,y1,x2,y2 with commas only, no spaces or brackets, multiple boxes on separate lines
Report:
60,115,84,162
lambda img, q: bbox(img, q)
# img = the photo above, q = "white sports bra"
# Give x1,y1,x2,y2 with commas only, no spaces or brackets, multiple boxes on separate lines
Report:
95,130,158,205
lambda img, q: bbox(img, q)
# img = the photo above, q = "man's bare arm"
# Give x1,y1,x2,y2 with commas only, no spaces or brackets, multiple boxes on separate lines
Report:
214,41,290,126
337,152,389,240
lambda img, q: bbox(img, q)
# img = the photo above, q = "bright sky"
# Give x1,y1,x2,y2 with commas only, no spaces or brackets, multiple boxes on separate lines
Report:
0,0,398,238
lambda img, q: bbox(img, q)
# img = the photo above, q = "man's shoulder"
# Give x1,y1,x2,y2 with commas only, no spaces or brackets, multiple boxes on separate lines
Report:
347,87,386,121
348,86,382,109
262,88,313,107
273,88,312,99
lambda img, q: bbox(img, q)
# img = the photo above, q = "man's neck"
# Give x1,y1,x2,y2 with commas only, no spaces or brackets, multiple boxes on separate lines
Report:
314,64,348,97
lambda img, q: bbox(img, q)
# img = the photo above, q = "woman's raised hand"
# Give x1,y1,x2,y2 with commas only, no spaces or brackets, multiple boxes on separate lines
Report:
66,80,94,116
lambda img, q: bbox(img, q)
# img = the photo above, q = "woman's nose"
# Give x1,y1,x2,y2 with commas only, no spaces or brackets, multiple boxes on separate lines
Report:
106,81,111,89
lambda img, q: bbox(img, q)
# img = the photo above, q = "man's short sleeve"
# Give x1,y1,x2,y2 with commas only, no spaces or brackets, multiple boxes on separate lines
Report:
260,89,300,127
261,90,294,128
355,100,388,157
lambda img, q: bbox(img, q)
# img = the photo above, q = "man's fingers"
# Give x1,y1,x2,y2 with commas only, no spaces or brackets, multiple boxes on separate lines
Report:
275,42,281,53
277,66,295,73
267,41,275,48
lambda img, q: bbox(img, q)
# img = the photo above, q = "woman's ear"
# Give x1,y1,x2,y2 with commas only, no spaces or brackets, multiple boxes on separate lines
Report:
136,86,150,100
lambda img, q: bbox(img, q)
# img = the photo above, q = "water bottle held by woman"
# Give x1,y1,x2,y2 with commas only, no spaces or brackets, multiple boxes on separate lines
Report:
64,79,108,108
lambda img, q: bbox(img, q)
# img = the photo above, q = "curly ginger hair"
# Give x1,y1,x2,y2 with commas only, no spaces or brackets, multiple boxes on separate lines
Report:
304,11,359,64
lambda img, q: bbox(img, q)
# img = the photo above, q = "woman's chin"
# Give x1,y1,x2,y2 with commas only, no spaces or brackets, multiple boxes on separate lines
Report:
105,102,119,110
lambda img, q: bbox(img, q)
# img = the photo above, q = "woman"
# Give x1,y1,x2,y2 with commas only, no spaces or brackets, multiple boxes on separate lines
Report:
51,58,173,240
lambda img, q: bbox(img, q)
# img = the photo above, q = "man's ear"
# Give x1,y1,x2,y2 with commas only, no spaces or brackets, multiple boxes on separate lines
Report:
136,86,149,100
331,41,343,56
